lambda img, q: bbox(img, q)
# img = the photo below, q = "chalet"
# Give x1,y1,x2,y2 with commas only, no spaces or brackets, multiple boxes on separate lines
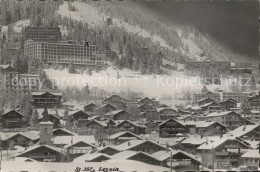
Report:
14,145,65,162
53,135,96,148
97,146,121,156
179,136,210,154
114,140,166,154
69,110,91,121
105,131,143,145
86,119,107,130
65,140,97,161
94,104,117,116
194,91,221,103
73,153,111,162
152,150,201,170
0,131,39,149
219,98,238,111
197,97,216,106
104,110,132,120
159,119,187,138
240,149,260,171
156,107,179,120
84,103,97,112
138,97,159,106
228,124,260,141
195,121,227,136
116,120,146,135
102,95,126,109
52,128,77,137
200,102,221,114
31,91,62,108
138,103,156,112
205,111,254,130
197,137,251,169
1,110,25,128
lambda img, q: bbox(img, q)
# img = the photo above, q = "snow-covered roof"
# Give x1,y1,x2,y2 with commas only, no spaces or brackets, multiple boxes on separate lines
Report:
158,119,185,127
241,149,260,158
181,136,208,145
97,146,121,153
200,102,220,108
197,137,250,150
111,150,137,160
108,131,143,140
114,140,165,151
53,128,77,136
14,145,64,158
32,91,62,96
228,124,259,138
64,140,96,149
156,107,178,113
0,131,39,141
39,121,54,125
12,157,38,162
73,153,111,162
53,135,96,145
116,120,146,128
206,111,233,117
152,149,201,163
88,119,107,127
195,121,226,128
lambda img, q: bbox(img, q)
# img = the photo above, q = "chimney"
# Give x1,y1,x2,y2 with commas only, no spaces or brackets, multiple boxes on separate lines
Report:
128,142,131,146
103,142,106,147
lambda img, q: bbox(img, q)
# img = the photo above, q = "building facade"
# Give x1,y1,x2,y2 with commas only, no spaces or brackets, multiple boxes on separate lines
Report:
24,40,105,69
24,27,62,42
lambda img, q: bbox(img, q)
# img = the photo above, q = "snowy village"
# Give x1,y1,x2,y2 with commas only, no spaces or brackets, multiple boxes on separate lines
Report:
0,0,259,172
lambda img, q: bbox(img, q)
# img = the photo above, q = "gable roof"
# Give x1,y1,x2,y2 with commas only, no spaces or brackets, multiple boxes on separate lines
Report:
96,103,117,110
108,131,143,140
52,128,77,136
2,109,25,117
158,118,185,127
87,119,107,127
195,121,227,129
197,97,215,103
152,149,202,163
73,153,111,162
14,145,64,158
197,138,251,150
200,102,220,108
97,146,121,153
114,140,166,151
84,103,97,108
32,91,62,96
228,124,259,138
64,140,97,149
53,135,96,145
69,110,91,117
116,120,146,128
104,110,132,117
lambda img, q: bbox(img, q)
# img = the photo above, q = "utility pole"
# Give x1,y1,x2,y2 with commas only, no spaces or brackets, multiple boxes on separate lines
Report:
212,146,215,172
170,150,173,172
0,135,2,161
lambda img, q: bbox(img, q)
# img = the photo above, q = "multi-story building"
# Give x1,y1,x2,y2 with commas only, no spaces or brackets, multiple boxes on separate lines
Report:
24,27,61,42
0,64,19,91
24,40,105,69
31,91,62,108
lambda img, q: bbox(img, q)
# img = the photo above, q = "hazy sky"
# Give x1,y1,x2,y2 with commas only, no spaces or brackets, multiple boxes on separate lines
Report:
135,1,259,61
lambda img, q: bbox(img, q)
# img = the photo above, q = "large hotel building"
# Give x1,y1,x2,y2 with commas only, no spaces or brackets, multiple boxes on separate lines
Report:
24,40,105,69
